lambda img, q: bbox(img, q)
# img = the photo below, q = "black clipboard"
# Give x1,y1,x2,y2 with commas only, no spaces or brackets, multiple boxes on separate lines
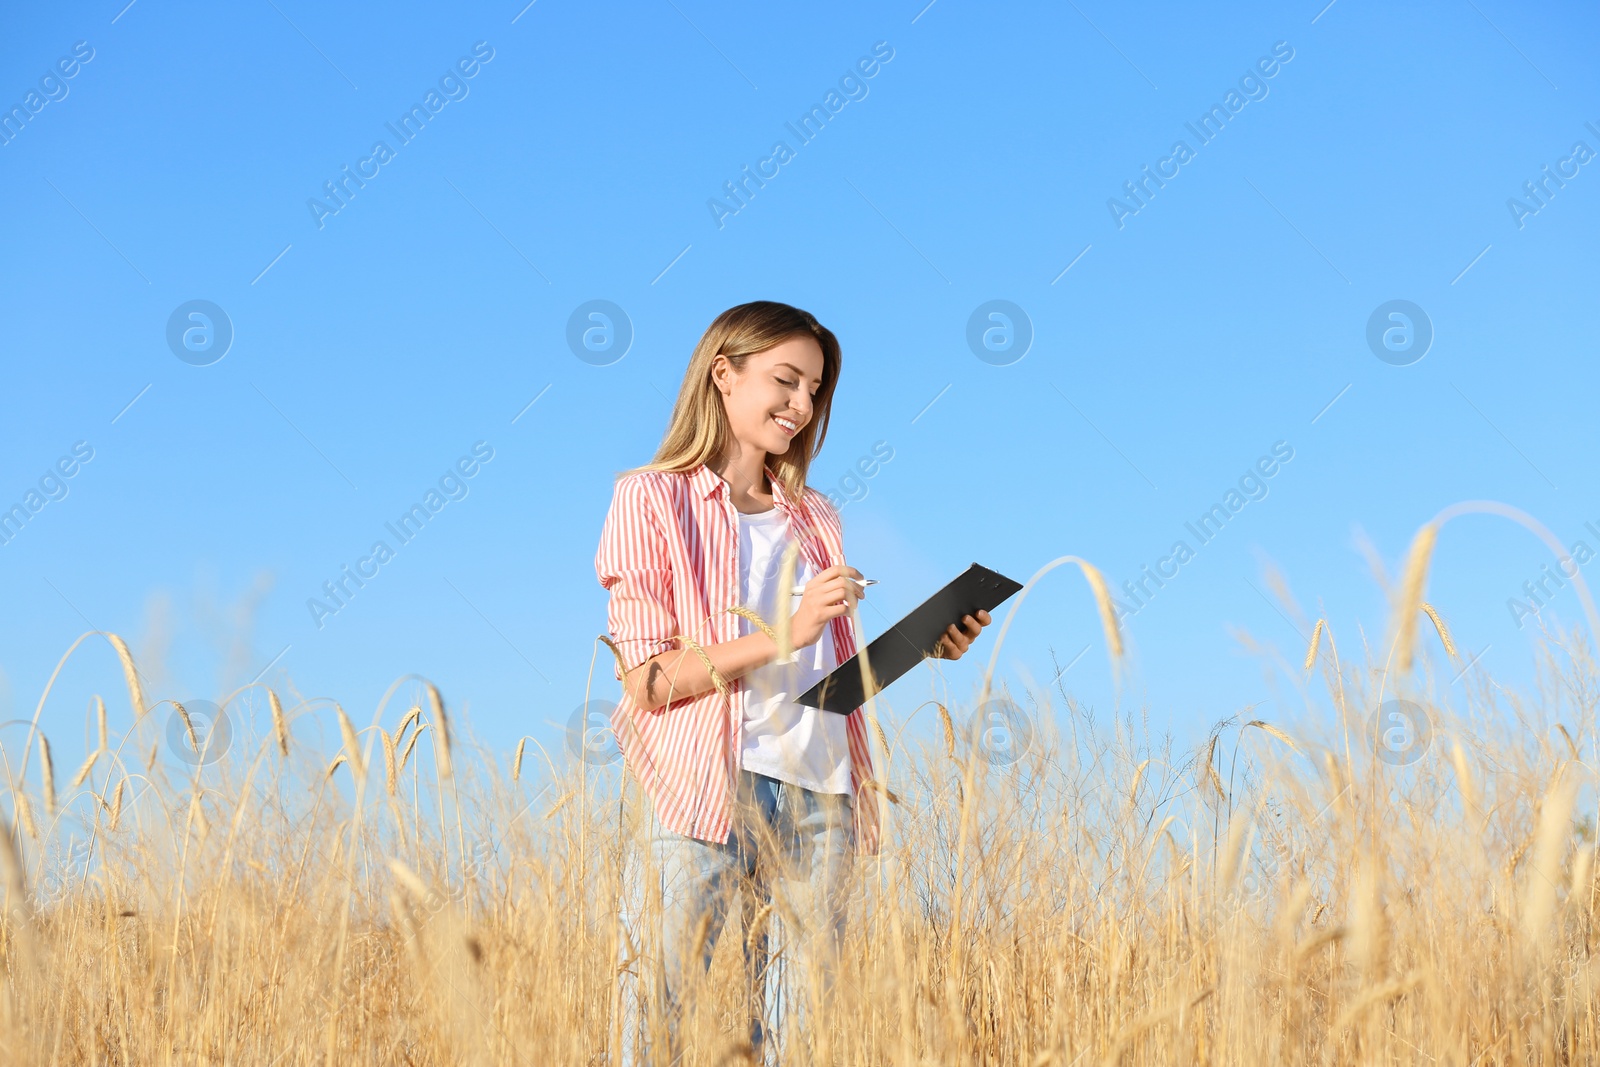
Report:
796,563,1023,714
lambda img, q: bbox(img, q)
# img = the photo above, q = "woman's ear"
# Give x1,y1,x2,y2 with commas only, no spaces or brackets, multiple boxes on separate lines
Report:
709,354,731,397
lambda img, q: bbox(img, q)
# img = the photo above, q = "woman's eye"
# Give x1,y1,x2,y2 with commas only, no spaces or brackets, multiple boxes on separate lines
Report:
779,378,796,387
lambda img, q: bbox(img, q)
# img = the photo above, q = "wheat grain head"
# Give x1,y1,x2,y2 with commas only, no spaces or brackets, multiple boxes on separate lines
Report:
1304,619,1325,672
269,689,289,757
1420,602,1458,659
1393,522,1438,673
39,735,56,817
335,703,366,786
105,632,145,720
1074,560,1124,664
426,684,453,781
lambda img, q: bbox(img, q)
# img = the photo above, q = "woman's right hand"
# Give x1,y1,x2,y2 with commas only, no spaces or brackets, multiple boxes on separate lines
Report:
789,564,864,649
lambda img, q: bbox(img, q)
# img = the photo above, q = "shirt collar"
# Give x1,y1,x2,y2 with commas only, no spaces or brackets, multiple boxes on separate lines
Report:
690,460,799,514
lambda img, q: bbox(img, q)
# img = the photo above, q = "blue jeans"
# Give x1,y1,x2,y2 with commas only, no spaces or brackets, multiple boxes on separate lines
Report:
633,770,854,1064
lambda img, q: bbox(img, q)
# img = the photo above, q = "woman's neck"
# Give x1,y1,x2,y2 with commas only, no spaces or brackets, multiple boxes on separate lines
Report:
711,448,773,513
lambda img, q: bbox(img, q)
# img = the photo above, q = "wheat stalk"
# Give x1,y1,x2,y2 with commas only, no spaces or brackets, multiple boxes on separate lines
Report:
726,605,778,646
0,814,32,934
668,634,729,703
1420,602,1458,659
69,750,99,791
1075,560,1124,663
398,705,422,743
545,790,575,819
39,735,56,817
388,858,432,905
381,728,397,797
269,690,289,757
1201,733,1225,797
1393,522,1439,672
1556,723,1579,759
1333,971,1424,1030
174,702,200,758
426,684,453,781
106,632,146,719
596,634,631,685
188,793,210,841
1243,720,1301,754
107,778,125,831
16,795,38,841
1304,619,1325,672
860,778,900,806
335,704,366,785
746,902,774,951
1522,764,1579,954
400,726,424,773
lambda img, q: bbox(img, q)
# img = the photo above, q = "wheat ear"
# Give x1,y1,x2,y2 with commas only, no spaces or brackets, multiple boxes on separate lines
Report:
107,778,125,831
596,634,631,685
335,704,365,786
16,796,37,841
1420,602,1458,659
1304,619,1325,672
426,684,453,781
105,633,145,720
1393,522,1439,672
174,702,200,757
1075,560,1124,663
39,735,56,817
937,703,955,758
269,690,289,757
69,750,99,791
381,728,397,797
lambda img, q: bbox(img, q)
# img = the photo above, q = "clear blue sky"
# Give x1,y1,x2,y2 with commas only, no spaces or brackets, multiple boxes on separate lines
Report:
3,0,1597,773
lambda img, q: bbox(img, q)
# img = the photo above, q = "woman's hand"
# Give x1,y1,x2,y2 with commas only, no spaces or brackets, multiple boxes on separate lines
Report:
789,564,865,649
932,609,992,661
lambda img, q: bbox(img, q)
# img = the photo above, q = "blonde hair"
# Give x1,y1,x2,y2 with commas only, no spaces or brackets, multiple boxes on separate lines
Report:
622,300,841,502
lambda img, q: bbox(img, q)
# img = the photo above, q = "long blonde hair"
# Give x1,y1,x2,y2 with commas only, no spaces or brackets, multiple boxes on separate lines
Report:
622,300,841,502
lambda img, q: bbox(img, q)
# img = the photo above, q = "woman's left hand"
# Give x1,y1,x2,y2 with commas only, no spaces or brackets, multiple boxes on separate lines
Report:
933,609,992,661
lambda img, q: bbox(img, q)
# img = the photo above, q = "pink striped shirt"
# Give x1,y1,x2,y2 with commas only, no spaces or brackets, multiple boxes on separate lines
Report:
594,460,881,855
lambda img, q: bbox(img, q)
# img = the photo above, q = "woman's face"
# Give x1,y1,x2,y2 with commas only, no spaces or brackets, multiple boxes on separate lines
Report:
713,334,824,459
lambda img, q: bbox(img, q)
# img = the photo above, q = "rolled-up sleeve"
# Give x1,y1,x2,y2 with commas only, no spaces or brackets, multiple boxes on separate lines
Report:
595,475,680,682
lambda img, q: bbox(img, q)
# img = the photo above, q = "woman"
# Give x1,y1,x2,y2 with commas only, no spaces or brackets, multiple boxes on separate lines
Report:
594,299,990,1058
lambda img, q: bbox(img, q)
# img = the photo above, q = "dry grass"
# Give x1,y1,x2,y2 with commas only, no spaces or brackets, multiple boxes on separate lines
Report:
3,542,1600,1065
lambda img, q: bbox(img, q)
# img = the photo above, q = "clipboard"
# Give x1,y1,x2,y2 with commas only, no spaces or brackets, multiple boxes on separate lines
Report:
796,563,1023,714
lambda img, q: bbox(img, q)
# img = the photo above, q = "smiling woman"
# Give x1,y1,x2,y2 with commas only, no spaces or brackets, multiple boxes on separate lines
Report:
594,300,992,1056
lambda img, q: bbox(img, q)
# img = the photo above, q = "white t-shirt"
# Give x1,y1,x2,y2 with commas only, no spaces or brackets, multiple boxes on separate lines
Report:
734,506,854,794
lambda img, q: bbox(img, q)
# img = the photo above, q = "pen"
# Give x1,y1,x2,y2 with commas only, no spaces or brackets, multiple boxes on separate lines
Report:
790,577,877,596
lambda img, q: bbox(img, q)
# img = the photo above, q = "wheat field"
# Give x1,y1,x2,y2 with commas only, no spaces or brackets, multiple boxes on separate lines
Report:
3,525,1600,1065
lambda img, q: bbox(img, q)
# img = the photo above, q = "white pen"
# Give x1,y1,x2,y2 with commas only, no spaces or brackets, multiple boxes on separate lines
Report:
790,577,877,596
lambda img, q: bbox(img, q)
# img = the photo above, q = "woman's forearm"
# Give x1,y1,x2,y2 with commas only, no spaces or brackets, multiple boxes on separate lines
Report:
626,630,786,711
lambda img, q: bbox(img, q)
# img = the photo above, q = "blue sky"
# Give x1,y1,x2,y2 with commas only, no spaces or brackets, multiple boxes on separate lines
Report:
2,0,1597,775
